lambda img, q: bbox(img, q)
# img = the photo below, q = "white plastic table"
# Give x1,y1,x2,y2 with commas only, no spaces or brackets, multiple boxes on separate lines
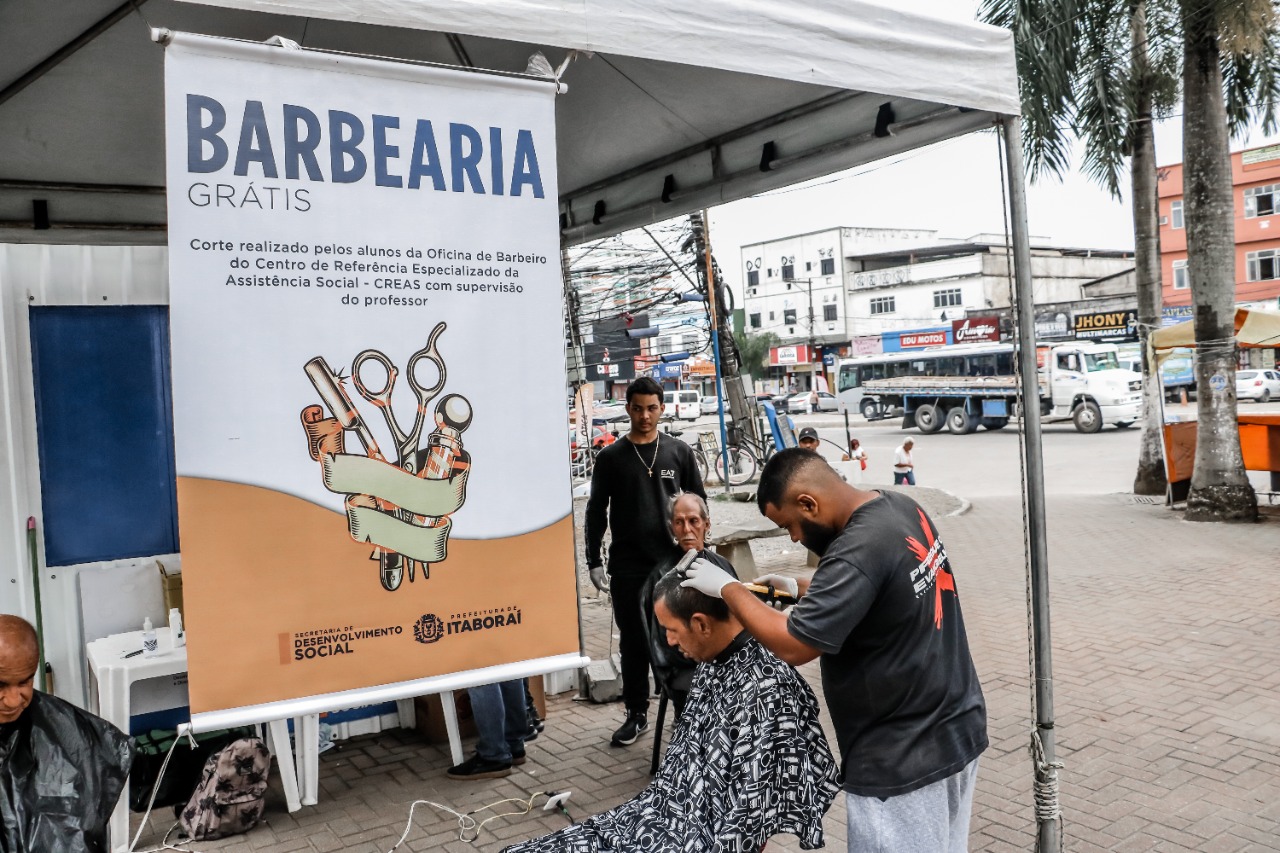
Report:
86,630,302,853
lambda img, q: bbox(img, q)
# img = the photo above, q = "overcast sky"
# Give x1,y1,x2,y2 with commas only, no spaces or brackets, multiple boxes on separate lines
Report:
707,0,1280,299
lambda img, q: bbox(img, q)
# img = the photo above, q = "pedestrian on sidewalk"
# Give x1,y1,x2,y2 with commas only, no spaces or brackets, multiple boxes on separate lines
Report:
842,437,868,465
681,449,988,853
585,377,705,747
893,438,916,485
447,679,530,780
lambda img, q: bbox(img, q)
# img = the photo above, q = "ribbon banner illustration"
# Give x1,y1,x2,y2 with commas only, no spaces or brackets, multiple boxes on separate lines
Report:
301,322,472,591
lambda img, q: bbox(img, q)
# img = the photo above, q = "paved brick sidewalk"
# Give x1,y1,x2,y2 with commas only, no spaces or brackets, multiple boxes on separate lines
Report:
131,492,1280,852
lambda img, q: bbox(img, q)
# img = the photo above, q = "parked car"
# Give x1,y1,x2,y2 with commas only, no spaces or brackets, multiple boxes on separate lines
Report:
771,392,793,413
780,390,838,414
809,391,839,412
569,424,617,452
700,395,721,416
1236,369,1280,403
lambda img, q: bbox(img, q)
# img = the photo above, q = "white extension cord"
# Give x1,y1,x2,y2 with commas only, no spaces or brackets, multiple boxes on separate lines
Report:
386,789,574,850
127,724,573,852
128,724,203,853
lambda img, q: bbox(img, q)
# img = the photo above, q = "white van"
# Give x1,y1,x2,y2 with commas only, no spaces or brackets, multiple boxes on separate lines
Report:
663,389,700,421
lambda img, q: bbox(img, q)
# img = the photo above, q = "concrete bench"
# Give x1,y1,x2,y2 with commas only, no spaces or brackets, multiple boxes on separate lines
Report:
707,523,786,580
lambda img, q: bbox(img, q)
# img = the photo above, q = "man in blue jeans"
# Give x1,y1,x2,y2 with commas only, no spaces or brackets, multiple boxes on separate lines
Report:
893,438,916,485
446,679,529,780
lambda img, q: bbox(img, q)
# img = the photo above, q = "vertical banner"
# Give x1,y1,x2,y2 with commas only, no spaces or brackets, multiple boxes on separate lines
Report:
163,34,578,725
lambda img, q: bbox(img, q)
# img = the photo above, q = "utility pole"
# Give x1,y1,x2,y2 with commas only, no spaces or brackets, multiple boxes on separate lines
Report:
689,213,758,446
561,246,587,388
805,277,817,390
786,277,821,395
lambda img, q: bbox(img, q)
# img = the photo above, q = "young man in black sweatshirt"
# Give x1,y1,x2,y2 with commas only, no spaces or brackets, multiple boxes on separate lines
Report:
585,377,705,746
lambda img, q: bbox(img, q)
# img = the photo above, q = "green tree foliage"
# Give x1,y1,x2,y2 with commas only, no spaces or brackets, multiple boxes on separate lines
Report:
736,331,779,378
981,0,1277,516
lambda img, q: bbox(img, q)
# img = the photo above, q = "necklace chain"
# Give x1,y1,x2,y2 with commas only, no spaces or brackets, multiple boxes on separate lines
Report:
632,433,660,477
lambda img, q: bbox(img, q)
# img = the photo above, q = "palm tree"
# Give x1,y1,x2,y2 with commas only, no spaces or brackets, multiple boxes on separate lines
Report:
981,0,1180,496
1178,0,1275,521
983,0,1277,518
1128,0,1176,496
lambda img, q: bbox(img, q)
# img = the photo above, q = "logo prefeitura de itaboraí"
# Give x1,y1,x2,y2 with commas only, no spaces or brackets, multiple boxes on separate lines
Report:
413,608,523,644
413,614,445,644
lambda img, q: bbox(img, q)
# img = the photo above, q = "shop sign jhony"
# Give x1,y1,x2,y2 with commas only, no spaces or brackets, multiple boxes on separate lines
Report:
1073,309,1137,341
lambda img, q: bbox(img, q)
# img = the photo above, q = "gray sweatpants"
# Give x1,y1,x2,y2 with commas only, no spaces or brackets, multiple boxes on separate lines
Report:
844,758,979,853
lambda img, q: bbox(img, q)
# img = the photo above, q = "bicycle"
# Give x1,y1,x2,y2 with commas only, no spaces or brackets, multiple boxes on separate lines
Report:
691,429,771,486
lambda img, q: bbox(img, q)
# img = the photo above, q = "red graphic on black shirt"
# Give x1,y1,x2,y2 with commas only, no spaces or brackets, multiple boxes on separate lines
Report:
905,508,955,630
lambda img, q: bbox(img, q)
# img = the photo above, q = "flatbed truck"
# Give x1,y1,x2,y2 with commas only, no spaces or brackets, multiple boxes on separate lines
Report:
861,342,1143,434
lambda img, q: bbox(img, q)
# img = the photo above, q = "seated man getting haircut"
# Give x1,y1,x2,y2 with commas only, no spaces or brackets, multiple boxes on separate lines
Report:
503,572,838,853
0,615,133,853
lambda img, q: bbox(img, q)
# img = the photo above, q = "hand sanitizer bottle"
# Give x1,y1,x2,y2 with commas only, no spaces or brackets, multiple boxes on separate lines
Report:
169,608,185,648
142,617,159,658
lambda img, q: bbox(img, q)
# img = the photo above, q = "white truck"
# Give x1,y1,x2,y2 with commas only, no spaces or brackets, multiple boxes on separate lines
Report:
861,342,1143,434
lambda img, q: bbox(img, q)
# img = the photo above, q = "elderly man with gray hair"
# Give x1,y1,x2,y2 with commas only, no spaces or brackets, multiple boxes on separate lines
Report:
641,491,738,715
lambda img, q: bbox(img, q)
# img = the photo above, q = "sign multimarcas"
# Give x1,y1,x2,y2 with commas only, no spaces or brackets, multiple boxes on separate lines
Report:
770,344,812,365
1073,309,1138,340
900,330,948,348
951,316,1000,343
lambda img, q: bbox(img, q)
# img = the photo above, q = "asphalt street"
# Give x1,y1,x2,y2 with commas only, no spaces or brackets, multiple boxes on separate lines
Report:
675,398,1280,499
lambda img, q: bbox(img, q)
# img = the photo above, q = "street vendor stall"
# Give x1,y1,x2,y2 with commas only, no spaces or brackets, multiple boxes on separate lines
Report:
1151,307,1280,502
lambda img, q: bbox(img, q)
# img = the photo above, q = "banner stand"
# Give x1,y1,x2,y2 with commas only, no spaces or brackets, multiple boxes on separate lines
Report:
163,29,582,758
189,652,589,732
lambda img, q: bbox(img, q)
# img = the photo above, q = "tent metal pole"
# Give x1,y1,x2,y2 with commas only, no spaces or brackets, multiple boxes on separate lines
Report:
0,0,149,109
1001,116,1061,852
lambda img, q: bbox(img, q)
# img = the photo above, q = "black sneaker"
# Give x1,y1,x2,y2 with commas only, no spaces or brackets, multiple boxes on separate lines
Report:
446,753,512,780
610,711,649,747
511,747,527,766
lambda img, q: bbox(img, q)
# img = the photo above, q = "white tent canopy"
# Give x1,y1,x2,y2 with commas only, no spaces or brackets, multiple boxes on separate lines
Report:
0,0,1018,246
1,5,1073,843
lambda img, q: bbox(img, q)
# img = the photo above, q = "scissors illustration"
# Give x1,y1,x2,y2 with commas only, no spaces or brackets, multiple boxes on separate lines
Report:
351,322,448,475
350,322,447,589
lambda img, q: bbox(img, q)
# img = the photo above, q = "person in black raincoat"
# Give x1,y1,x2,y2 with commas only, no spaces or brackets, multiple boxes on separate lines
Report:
0,615,133,853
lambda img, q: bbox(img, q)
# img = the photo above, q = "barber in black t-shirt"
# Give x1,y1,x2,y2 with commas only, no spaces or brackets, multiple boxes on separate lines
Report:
585,377,705,748
681,449,987,853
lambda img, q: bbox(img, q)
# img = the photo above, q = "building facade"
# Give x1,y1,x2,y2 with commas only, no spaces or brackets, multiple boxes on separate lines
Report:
740,227,1134,393
1158,144,1280,312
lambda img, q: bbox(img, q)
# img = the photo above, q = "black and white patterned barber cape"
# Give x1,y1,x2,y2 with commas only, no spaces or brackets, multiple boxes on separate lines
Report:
503,637,839,853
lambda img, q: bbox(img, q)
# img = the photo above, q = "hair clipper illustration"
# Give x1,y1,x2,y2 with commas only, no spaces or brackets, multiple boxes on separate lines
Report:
301,322,472,592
